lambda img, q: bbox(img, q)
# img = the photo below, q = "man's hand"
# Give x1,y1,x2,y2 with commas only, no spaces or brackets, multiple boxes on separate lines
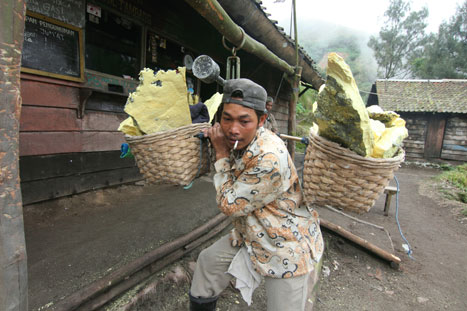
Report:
202,123,230,160
229,228,244,247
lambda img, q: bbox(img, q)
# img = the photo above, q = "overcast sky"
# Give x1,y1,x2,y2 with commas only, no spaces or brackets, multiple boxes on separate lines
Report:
261,0,463,34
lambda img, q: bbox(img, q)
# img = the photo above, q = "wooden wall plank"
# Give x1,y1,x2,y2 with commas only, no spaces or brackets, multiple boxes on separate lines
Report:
82,132,126,152
441,153,467,161
21,79,79,109
20,151,137,182
85,92,126,113
20,132,126,156
441,115,467,162
443,139,467,145
20,132,81,156
401,114,428,159
82,111,127,131
21,167,142,205
20,106,81,131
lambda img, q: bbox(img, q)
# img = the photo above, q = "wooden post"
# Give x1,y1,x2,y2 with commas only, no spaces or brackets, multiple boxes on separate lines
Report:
0,0,28,310
287,66,302,160
287,0,301,160
383,186,398,216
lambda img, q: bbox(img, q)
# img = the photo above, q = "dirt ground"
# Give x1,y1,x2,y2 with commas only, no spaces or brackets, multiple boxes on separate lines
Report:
100,164,467,311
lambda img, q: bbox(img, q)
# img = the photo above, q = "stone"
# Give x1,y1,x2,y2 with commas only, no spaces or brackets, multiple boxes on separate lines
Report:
314,53,374,156
124,67,192,134
118,116,143,136
367,105,401,126
203,92,223,123
371,117,408,158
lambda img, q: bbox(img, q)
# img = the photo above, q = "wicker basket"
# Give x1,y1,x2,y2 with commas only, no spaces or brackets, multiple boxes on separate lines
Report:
126,123,211,186
302,130,405,214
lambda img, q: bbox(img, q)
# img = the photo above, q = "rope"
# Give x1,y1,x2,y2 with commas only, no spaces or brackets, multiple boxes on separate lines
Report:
183,134,207,190
394,175,415,259
274,72,286,104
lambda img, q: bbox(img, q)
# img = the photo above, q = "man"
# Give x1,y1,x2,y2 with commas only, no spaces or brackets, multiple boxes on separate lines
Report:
189,79,323,311
264,96,279,133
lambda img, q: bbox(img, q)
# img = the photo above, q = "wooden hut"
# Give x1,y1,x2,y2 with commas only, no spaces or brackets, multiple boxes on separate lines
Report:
19,0,323,205
367,79,467,162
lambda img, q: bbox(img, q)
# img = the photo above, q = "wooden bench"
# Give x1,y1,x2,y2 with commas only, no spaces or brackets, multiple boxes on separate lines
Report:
383,186,398,216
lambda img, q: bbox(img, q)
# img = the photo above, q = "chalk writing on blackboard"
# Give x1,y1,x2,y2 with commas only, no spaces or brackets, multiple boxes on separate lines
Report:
26,0,85,28
21,11,84,82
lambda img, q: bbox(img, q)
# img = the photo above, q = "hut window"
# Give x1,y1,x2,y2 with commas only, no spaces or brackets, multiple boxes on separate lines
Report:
85,7,142,78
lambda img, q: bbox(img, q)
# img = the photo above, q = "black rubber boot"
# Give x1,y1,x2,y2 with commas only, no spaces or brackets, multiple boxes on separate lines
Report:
189,292,218,311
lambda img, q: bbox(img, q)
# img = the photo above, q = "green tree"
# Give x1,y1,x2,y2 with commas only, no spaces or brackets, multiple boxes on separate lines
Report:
368,0,428,78
411,1,467,79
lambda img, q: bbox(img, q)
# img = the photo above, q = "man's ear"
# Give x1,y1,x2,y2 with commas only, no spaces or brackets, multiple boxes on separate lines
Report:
258,114,267,127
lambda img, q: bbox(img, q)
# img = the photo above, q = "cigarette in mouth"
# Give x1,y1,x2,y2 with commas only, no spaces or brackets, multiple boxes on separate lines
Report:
233,140,239,150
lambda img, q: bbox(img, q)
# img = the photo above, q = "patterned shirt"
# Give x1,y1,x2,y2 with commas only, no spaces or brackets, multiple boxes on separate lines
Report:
213,127,324,278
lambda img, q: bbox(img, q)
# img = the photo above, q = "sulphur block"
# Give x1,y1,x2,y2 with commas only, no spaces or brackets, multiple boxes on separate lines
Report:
371,125,408,158
124,67,192,134
367,105,400,126
203,92,223,123
315,53,374,156
388,117,406,128
118,117,143,136
369,119,386,141
188,94,200,106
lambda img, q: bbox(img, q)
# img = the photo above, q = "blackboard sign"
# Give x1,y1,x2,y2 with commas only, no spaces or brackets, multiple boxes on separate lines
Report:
21,11,84,82
26,0,85,28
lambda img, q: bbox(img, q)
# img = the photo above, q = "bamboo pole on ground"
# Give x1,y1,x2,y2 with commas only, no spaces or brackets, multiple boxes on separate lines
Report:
0,0,28,310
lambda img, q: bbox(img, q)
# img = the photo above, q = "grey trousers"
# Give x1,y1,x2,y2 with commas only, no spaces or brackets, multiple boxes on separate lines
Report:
190,234,321,311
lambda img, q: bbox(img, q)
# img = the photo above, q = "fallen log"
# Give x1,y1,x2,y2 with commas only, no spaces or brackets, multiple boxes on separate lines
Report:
320,218,401,268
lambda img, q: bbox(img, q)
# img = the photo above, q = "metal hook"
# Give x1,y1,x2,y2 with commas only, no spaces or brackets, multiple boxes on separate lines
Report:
222,27,246,55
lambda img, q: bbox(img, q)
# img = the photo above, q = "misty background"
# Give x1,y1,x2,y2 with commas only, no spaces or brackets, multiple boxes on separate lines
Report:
298,20,377,100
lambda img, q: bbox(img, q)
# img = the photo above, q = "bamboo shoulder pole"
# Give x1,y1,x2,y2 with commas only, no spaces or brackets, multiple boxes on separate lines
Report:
184,0,295,76
280,133,303,142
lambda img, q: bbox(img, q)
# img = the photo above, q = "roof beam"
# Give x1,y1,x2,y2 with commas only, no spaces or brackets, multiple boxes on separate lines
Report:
184,0,295,77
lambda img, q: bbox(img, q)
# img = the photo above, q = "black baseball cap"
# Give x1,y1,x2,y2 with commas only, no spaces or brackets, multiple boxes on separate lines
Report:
222,78,267,113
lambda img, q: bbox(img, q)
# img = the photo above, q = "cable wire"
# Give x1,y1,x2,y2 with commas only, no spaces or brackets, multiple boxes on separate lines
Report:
394,175,415,260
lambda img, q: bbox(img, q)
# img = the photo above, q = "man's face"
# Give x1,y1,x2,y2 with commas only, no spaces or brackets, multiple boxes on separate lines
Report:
266,101,273,112
220,102,266,150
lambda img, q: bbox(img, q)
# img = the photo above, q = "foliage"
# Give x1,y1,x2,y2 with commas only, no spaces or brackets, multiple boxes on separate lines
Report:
295,142,307,153
411,1,467,79
296,86,318,138
300,24,375,103
437,163,467,191
435,163,467,205
368,0,428,78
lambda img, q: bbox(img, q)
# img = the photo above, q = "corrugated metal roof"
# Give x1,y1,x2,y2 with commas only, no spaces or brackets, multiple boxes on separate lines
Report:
375,79,467,113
